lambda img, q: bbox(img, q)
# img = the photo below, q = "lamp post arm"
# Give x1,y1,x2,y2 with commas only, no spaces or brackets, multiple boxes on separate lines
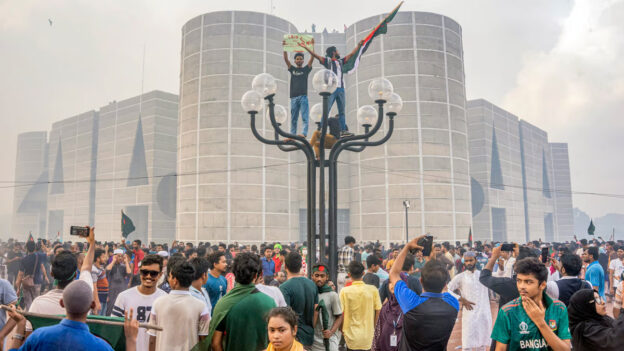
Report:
329,100,385,158
331,114,395,162
274,130,304,152
265,95,314,154
343,125,370,152
249,113,301,150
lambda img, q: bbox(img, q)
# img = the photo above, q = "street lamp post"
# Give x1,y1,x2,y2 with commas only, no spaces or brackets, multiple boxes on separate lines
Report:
403,200,410,243
243,71,401,283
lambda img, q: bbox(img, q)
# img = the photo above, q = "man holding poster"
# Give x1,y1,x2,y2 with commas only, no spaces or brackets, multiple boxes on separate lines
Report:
283,38,314,137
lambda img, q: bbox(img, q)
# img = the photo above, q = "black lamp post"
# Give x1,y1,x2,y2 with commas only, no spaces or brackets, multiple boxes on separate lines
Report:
242,71,402,282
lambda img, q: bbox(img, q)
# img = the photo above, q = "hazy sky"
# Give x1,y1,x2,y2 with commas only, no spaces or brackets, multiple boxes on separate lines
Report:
1,0,622,223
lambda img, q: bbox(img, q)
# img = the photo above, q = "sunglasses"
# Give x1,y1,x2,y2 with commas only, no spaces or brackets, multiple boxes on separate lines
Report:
591,295,605,305
140,269,160,277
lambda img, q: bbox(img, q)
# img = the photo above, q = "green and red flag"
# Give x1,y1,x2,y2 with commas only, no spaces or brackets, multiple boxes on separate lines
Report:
587,219,595,235
343,1,403,73
121,210,135,238
27,314,126,350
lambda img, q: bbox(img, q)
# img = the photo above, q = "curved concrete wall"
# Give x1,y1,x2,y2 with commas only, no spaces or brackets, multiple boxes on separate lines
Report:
177,11,300,243
345,12,472,243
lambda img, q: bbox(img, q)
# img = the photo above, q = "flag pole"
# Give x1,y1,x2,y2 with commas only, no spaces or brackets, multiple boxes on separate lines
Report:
0,305,163,331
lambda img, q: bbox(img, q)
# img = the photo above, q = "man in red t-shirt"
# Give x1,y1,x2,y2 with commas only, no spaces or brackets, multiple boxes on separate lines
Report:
131,239,145,275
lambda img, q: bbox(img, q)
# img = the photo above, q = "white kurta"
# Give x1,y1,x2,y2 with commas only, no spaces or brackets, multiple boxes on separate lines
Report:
448,270,492,350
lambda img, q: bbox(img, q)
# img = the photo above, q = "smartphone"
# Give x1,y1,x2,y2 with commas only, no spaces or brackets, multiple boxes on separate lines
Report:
501,243,515,252
541,247,549,263
417,235,434,257
70,226,89,237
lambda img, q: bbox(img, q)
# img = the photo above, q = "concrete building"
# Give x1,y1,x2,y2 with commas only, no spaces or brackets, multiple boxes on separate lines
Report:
94,91,178,243
467,99,527,242
345,12,472,243
549,143,574,241
46,111,99,240
178,10,473,244
11,132,48,240
177,11,301,244
467,99,572,242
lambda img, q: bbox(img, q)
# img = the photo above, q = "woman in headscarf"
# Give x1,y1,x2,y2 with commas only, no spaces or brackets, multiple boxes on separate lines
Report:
371,272,408,351
568,288,624,350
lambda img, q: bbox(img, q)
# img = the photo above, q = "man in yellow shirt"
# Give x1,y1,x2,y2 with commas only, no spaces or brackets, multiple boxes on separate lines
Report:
339,261,382,350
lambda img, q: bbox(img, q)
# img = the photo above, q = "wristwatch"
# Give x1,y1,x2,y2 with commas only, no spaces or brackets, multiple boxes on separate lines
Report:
12,333,24,341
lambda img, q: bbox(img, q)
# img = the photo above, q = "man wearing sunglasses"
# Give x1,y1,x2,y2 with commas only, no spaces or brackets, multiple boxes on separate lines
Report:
112,254,166,351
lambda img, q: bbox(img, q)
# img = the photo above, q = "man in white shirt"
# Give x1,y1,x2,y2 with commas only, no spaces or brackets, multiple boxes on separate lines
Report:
188,257,213,314
113,254,167,351
148,260,210,351
609,246,624,297
254,265,287,307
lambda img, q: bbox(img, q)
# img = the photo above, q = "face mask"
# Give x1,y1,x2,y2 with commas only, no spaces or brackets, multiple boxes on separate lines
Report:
302,249,308,256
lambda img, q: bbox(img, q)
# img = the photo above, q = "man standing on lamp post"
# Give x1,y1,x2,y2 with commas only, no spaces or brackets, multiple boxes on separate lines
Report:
283,39,314,137
301,41,364,137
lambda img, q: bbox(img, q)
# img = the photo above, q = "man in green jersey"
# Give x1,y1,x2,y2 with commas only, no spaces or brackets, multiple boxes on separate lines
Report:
491,257,571,351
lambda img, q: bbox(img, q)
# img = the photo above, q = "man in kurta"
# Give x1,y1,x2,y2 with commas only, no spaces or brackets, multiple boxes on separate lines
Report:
448,251,492,351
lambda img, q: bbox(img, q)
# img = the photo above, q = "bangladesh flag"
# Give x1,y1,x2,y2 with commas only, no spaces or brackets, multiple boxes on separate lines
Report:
343,1,403,73
587,219,595,235
27,314,126,350
121,210,136,238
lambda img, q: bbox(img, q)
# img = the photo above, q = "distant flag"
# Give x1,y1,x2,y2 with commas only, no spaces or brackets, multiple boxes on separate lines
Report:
343,1,403,74
468,227,473,247
121,210,136,238
587,219,596,235
28,233,34,242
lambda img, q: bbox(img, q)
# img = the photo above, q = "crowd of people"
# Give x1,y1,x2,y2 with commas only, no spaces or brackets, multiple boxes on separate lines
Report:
0,230,622,350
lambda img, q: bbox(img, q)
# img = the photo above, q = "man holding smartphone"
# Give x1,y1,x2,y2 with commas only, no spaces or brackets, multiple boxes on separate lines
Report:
389,236,459,350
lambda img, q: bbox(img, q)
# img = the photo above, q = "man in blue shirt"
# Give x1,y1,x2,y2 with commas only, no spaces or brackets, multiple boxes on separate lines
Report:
583,246,605,298
7,279,139,351
204,251,228,312
389,236,459,350
261,247,276,285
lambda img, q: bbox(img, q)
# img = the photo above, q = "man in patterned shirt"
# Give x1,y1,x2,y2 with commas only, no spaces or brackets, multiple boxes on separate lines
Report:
337,236,356,291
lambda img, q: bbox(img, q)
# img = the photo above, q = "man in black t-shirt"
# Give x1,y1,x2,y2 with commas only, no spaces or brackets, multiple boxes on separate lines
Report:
283,40,314,137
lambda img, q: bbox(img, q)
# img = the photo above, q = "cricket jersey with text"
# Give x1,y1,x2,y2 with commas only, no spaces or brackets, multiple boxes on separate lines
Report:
491,292,571,351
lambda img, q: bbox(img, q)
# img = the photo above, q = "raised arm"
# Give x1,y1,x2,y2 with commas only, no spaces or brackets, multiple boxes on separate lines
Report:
390,236,424,286
300,42,324,64
283,49,292,69
344,39,364,63
82,226,95,273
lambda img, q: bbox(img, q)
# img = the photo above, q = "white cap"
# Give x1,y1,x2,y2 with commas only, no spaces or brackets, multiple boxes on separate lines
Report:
113,249,124,255
157,250,169,258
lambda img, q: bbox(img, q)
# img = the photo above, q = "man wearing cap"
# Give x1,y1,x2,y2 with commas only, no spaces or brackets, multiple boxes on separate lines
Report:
447,251,492,351
311,263,342,351
105,248,132,316
7,279,140,351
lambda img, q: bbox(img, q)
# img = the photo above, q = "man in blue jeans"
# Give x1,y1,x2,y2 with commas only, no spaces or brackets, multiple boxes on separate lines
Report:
283,43,314,137
303,42,363,137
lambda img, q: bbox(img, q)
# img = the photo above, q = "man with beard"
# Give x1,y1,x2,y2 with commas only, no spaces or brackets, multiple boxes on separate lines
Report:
447,252,492,351
105,248,132,316
113,255,167,351
311,263,342,351
91,248,109,315
491,258,571,351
